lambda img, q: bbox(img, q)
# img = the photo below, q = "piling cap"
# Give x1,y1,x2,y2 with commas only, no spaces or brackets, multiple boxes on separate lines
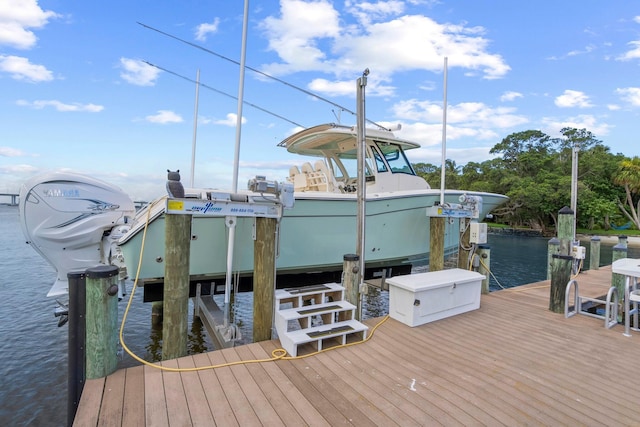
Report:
86,265,119,279
343,253,360,261
558,206,574,215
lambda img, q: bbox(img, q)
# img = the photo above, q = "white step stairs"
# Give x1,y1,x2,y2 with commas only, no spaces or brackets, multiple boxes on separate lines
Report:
275,283,368,357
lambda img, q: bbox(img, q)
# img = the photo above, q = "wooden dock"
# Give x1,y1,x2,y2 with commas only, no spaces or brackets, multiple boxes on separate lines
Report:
73,265,639,426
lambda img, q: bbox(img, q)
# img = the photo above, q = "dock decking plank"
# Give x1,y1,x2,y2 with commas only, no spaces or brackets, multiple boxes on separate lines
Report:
219,346,285,426
97,368,126,427
175,356,216,426
205,346,260,425
233,344,307,427
121,365,145,427
191,352,239,427
74,265,640,426
143,364,168,426
252,343,332,427
73,377,105,427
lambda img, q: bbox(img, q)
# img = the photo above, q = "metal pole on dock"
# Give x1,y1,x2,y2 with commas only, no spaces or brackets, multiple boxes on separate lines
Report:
162,211,192,360
589,236,601,271
253,217,277,342
85,265,119,379
67,270,86,427
430,57,448,273
476,245,491,294
343,254,361,320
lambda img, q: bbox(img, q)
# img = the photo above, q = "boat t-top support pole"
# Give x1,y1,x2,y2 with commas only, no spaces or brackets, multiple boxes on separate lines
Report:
356,69,369,319
224,0,250,326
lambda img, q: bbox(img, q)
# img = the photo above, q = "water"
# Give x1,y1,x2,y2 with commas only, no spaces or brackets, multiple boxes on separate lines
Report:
1,204,638,426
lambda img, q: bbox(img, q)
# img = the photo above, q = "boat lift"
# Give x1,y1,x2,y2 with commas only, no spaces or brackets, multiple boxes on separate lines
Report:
166,176,293,348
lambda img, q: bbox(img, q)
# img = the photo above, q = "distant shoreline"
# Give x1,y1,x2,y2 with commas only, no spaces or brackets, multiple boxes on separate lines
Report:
577,234,640,248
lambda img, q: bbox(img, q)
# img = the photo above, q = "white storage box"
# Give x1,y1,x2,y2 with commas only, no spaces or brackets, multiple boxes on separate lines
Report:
387,268,484,327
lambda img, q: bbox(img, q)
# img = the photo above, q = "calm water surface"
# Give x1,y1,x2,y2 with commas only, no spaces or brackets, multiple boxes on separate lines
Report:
1,204,638,426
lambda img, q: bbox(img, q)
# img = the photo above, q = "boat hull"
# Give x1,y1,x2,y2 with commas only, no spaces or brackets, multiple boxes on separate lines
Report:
119,190,507,288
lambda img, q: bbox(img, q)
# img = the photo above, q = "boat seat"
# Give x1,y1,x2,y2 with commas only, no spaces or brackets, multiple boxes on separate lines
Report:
301,162,314,174
314,160,341,192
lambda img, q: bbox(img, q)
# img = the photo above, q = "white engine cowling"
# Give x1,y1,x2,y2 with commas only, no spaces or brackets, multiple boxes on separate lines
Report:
19,172,135,297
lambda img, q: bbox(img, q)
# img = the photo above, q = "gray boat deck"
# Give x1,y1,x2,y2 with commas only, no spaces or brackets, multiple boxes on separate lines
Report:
73,265,640,426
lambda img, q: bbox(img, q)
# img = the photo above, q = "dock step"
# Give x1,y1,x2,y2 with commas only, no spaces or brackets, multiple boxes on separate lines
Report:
275,282,368,357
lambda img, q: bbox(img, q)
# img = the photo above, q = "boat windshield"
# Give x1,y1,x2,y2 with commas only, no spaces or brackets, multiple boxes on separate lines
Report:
374,142,416,175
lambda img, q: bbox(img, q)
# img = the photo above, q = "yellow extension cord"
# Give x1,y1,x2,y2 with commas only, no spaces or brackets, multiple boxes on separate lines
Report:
118,200,389,372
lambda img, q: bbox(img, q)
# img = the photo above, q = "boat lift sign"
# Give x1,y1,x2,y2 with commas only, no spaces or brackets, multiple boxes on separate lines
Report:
166,198,282,218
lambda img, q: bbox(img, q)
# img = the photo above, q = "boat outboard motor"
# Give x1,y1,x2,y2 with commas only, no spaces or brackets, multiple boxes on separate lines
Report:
19,172,135,299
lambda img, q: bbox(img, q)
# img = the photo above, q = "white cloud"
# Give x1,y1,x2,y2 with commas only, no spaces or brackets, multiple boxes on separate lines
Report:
145,110,183,124
617,40,640,61
16,99,104,112
119,58,161,86
345,0,405,26
195,18,220,42
616,87,640,106
392,99,528,129
554,90,593,108
260,2,509,85
214,113,247,127
500,91,523,102
0,55,53,82
0,0,60,49
542,114,612,137
0,146,26,157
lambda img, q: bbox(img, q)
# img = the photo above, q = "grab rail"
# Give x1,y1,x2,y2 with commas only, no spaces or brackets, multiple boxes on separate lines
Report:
565,279,618,329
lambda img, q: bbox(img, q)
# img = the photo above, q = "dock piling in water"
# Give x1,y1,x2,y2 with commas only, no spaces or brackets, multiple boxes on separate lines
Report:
589,236,601,270
342,254,361,320
85,265,119,379
253,217,277,342
429,217,445,271
162,212,192,360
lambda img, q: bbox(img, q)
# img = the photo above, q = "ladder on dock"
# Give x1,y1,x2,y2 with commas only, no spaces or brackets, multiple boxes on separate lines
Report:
565,279,619,329
275,283,368,357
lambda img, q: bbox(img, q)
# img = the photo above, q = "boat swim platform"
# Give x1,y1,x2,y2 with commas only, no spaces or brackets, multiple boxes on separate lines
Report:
73,265,639,426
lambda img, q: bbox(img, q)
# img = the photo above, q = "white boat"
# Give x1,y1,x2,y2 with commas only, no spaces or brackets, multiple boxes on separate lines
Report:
19,123,507,298
122,123,507,291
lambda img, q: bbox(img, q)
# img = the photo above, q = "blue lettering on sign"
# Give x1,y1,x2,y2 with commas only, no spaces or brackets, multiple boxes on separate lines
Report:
190,202,223,214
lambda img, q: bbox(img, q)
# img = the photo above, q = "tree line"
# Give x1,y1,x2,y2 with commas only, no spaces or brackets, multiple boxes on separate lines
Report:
412,128,640,232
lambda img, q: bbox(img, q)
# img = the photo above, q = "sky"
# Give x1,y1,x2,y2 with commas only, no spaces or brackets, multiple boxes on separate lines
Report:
2,0,640,201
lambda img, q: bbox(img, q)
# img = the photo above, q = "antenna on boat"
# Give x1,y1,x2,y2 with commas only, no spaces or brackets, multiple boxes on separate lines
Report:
137,22,388,130
440,57,448,206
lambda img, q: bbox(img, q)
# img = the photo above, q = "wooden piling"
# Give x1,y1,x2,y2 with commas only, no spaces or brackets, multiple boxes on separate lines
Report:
589,236,600,270
476,244,491,294
162,212,191,360
342,254,361,320
85,265,119,379
557,206,574,256
549,254,573,313
457,218,471,270
429,216,445,271
253,217,277,342
547,238,560,280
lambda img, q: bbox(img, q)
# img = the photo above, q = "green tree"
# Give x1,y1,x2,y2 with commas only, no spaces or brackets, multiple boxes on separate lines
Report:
613,156,640,229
